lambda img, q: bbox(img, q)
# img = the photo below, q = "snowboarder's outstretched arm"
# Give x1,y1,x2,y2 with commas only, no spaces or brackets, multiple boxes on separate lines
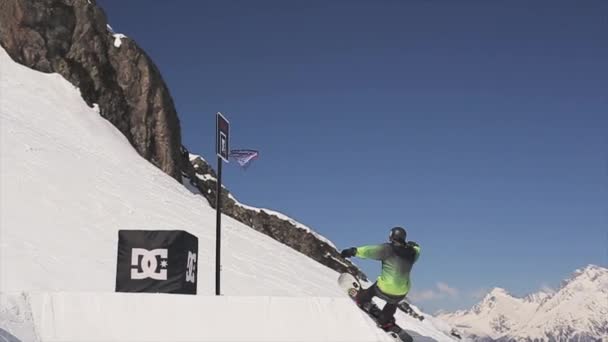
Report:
356,244,392,260
341,244,392,260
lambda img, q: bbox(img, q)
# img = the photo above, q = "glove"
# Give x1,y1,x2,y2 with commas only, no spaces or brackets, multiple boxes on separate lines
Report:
407,241,419,248
340,247,357,258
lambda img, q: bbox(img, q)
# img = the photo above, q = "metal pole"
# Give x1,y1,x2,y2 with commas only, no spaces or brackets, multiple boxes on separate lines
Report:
215,156,222,296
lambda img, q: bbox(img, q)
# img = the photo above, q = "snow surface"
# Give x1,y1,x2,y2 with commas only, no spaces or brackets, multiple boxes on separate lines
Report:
196,172,217,182
3,292,392,342
0,46,454,341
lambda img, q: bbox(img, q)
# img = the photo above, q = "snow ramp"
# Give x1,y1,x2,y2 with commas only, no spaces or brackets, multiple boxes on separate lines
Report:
1,292,395,342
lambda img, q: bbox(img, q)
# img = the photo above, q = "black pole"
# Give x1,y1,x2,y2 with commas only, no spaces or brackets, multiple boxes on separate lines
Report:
215,156,222,296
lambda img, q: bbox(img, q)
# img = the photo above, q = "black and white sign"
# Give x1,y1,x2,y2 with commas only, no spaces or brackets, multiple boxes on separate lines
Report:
216,112,230,162
116,230,198,294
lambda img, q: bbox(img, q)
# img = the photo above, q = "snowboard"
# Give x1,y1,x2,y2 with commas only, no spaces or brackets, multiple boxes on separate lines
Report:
337,273,413,342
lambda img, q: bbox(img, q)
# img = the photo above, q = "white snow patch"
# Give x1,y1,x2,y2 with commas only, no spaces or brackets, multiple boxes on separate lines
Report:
195,173,216,182
113,33,127,48
189,153,206,163
326,252,351,268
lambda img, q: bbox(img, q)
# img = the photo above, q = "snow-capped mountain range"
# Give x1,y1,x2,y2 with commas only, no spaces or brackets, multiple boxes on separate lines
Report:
438,265,608,341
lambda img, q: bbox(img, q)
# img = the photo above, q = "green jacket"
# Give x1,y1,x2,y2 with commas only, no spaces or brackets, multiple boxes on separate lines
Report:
356,243,421,296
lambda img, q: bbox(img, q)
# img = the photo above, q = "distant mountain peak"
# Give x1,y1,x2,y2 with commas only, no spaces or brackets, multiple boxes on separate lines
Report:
487,287,510,297
522,290,552,304
574,263,605,277
559,263,606,290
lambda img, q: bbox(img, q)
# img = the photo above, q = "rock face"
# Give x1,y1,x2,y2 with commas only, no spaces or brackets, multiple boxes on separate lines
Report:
0,0,183,181
0,0,364,281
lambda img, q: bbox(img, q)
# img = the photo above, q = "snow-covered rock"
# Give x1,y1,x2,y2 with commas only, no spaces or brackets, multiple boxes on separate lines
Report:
112,33,127,47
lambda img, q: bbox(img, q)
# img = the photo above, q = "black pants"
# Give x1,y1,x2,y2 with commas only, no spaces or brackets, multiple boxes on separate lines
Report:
356,282,405,325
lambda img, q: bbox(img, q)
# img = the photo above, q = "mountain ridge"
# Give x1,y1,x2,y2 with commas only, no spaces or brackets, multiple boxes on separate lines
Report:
438,264,608,341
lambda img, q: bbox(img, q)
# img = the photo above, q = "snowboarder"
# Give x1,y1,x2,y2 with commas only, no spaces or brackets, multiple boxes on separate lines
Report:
340,226,421,329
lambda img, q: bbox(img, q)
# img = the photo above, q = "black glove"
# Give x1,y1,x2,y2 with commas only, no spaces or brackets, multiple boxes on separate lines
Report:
340,247,357,258
407,241,419,248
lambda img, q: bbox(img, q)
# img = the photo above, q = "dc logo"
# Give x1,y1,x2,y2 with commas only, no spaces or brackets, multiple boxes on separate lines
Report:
131,248,168,280
185,251,197,283
219,132,227,154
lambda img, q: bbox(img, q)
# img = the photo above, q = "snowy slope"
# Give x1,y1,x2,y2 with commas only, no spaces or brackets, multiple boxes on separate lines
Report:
0,47,454,341
438,265,608,341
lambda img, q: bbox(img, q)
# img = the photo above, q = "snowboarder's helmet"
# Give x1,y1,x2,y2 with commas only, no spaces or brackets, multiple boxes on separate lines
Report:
389,226,407,244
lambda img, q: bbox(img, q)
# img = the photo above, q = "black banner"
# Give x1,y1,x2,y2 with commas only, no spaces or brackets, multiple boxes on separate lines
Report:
115,230,198,294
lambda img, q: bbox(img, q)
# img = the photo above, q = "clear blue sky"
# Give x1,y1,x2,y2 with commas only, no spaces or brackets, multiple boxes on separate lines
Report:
97,0,607,312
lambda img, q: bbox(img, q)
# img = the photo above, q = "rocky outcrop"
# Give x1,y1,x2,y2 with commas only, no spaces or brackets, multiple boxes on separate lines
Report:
0,0,183,181
183,152,367,281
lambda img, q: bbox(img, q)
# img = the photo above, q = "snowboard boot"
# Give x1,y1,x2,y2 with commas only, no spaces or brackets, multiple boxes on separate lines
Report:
377,316,397,331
